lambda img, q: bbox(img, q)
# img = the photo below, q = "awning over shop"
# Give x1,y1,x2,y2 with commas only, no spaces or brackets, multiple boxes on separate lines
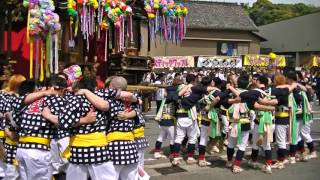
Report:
153,56,194,69
243,54,286,67
197,56,242,68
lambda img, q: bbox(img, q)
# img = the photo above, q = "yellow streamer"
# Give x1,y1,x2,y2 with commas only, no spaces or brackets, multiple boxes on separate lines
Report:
30,40,33,79
75,17,79,37
27,11,30,43
40,43,44,82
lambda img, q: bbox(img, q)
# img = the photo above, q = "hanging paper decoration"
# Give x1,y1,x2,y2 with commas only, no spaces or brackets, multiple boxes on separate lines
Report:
67,0,133,60
102,0,133,52
23,0,61,80
63,65,83,86
144,0,188,43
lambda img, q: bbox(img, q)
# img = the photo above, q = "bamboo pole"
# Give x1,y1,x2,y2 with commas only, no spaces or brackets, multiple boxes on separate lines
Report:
126,85,158,92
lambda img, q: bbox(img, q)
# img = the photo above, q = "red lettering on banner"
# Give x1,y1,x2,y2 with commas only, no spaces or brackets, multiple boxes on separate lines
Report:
26,98,44,115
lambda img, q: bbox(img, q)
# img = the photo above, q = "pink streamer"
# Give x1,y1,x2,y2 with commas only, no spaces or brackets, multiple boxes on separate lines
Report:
105,30,108,62
130,15,133,43
35,39,39,80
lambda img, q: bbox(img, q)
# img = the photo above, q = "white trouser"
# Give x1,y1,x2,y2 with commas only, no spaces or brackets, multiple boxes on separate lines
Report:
107,163,138,180
251,124,271,150
137,149,144,167
156,126,175,145
16,148,53,180
0,161,5,178
297,121,313,143
175,117,198,144
227,130,250,151
0,139,5,178
51,137,70,174
249,113,256,132
220,115,229,134
67,162,118,180
199,125,209,146
275,124,290,149
4,163,18,180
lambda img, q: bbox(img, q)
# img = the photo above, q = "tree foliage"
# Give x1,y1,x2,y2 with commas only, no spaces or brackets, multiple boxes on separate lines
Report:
246,0,320,26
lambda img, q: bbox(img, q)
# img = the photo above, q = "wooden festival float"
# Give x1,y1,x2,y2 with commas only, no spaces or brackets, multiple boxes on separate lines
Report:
2,0,188,111
62,0,187,111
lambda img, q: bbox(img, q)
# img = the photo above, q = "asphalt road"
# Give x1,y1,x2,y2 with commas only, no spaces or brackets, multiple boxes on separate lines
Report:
142,101,320,179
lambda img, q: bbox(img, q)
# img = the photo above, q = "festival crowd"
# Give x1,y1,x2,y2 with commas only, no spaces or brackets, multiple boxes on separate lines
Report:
148,68,318,174
0,66,319,180
0,64,149,180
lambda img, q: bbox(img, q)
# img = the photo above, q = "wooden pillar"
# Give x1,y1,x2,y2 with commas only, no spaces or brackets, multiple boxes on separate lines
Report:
61,21,70,53
147,23,150,55
137,20,141,51
295,52,300,67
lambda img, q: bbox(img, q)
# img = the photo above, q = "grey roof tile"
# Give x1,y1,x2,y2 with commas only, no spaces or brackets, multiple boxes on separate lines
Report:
180,1,258,31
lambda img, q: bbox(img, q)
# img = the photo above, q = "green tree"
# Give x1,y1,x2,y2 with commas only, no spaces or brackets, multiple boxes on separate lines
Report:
248,0,320,26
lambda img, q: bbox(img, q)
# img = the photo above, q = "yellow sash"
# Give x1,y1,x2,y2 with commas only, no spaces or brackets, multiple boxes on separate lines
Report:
63,131,135,159
275,112,289,118
5,138,18,146
19,136,50,145
229,118,250,124
239,118,250,124
0,130,4,138
177,109,188,113
133,127,145,138
70,132,108,147
162,113,176,120
63,132,108,159
106,131,134,143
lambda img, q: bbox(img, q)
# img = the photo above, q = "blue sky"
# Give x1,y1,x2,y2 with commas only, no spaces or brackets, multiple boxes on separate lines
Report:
210,0,320,6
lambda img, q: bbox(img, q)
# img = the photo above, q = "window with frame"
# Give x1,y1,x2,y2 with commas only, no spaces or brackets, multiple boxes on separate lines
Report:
217,42,238,56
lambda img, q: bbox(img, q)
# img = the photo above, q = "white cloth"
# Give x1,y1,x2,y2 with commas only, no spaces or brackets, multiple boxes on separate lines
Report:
227,130,250,151
142,73,151,83
51,137,70,174
107,163,138,180
275,124,290,149
199,125,209,146
136,150,149,180
4,163,18,180
67,162,116,180
251,124,271,151
216,73,226,81
16,148,53,180
220,115,229,134
175,117,198,144
297,121,313,143
0,139,5,178
156,126,175,145
0,160,5,178
137,149,144,167
154,81,165,101
155,89,165,101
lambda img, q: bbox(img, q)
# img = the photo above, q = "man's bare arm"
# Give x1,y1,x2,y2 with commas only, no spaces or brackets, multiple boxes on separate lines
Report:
77,89,109,112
